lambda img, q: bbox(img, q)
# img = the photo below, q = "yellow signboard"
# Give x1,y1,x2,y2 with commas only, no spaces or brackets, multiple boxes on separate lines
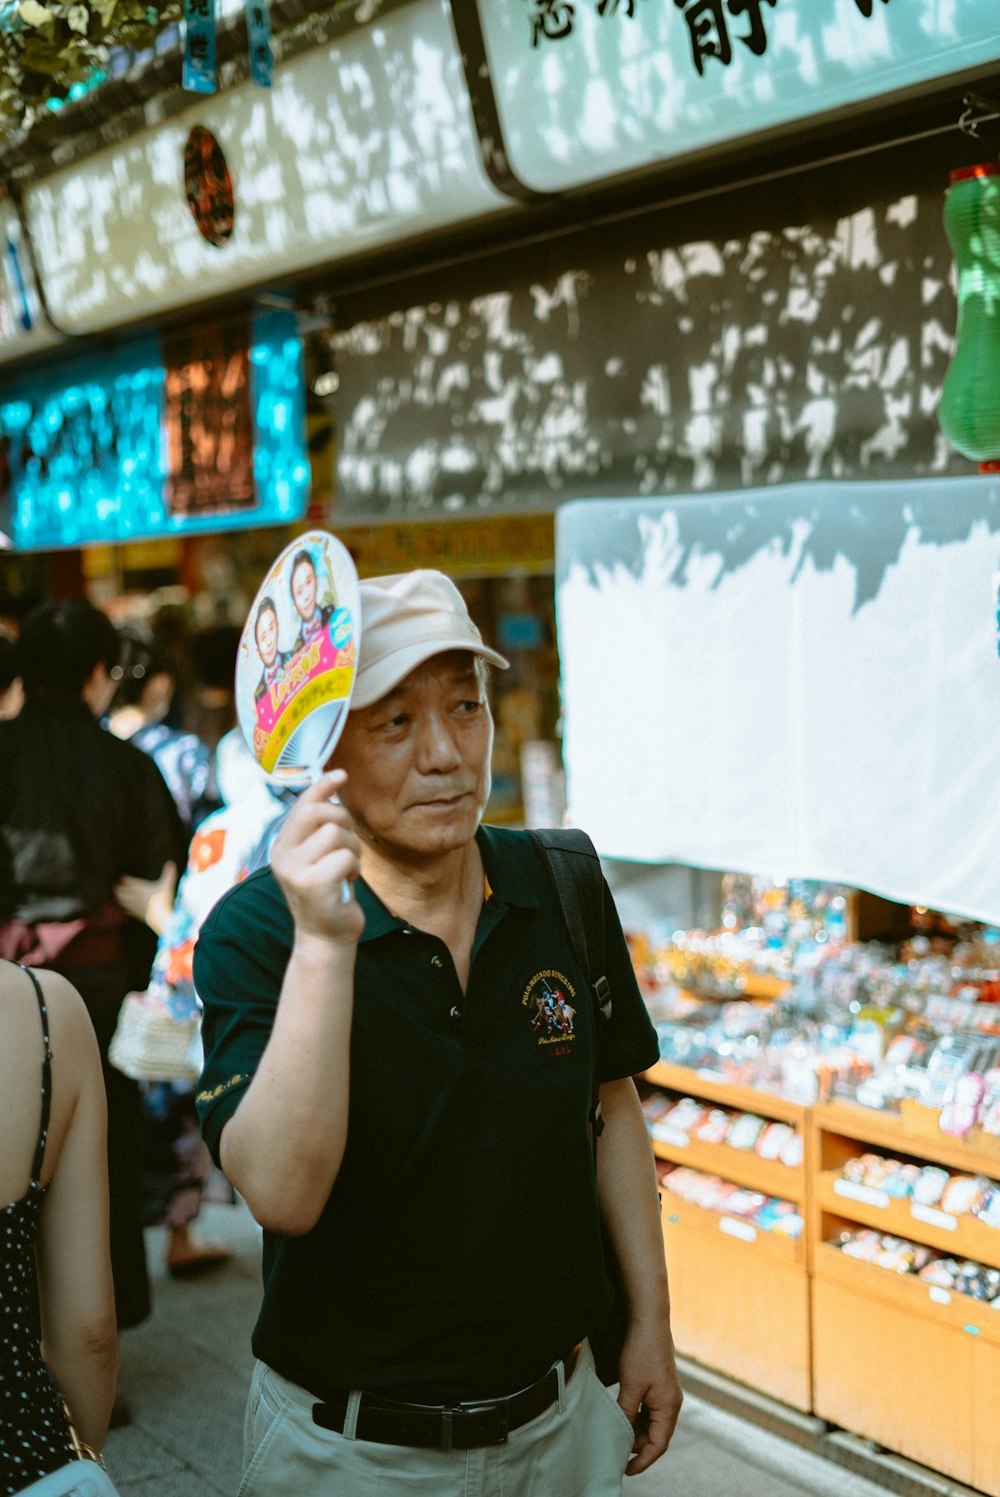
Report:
335,515,554,579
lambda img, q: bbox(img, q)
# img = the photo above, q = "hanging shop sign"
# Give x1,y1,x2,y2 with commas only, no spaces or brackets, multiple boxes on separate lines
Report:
0,307,308,550
183,0,218,95
15,0,503,345
469,0,1000,194
0,200,57,362
556,476,1000,925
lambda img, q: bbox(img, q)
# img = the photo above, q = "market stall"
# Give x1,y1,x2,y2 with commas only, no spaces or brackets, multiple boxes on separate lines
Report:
556,481,1000,1491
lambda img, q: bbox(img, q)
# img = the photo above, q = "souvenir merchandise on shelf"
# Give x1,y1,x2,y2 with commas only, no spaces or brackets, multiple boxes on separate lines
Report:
648,994,880,1105
631,874,1000,1119
642,1092,804,1168
831,1151,1000,1230
659,1163,804,1239
832,1228,1000,1304
629,874,852,1001
631,873,1000,1489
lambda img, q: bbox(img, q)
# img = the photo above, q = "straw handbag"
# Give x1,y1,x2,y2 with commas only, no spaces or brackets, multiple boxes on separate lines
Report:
108,986,202,1084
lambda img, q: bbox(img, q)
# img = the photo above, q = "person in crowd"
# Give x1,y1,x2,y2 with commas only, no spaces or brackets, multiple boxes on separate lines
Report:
0,628,22,719
0,958,117,1494
108,616,223,1279
252,596,291,706
114,726,294,1278
109,619,219,837
195,569,682,1497
188,624,241,760
288,548,334,653
0,601,185,1371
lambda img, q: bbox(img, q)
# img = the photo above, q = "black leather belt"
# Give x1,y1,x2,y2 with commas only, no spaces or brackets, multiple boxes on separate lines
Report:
312,1343,581,1451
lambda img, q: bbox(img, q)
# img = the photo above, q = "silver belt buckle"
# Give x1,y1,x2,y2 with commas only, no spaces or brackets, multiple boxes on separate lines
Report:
452,1394,510,1447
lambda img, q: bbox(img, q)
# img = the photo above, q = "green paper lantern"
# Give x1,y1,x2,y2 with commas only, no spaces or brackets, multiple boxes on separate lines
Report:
938,164,1000,472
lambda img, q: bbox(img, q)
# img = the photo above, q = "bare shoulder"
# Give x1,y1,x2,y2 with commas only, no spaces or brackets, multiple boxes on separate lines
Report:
0,964,98,1065
0,967,102,1197
27,969,102,1071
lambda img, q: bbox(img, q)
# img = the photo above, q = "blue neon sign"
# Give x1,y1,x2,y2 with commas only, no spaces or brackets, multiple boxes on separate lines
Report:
0,307,309,550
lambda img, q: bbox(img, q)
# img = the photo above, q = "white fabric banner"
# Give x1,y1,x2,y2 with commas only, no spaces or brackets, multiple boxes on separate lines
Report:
557,478,1000,924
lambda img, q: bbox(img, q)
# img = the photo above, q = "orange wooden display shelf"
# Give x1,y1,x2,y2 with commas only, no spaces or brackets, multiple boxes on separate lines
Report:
659,1187,805,1268
644,1062,814,1412
671,973,791,1003
813,1241,1000,1346
812,1243,1000,1494
815,1169,1000,1268
644,1061,808,1125
660,1189,812,1411
813,1097,1000,1178
810,1102,1000,1497
653,1134,805,1203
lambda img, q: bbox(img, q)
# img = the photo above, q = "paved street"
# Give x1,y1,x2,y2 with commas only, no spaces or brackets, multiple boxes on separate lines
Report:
103,1200,973,1497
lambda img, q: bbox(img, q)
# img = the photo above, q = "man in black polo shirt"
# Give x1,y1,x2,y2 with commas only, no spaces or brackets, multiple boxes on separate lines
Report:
195,570,682,1496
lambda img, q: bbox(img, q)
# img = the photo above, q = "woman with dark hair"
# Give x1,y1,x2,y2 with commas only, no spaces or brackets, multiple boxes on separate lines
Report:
0,601,185,1363
108,618,218,838
107,617,232,1278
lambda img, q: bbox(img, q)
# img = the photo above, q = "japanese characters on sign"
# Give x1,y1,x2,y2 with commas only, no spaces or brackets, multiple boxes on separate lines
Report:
527,0,891,70
244,0,273,89
475,0,985,194
183,0,217,95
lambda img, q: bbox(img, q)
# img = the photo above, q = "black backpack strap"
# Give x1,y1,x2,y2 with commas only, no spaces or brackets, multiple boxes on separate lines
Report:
529,828,612,1144
528,828,612,1018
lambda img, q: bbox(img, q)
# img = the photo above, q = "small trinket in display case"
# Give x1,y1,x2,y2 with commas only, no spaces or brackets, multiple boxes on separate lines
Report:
724,1188,767,1219
661,1096,708,1132
754,1121,796,1161
920,1033,989,1109
940,1175,989,1218
956,1262,1000,1302
640,1093,673,1126
974,1184,1000,1230
876,1237,929,1275
977,1069,1000,1136
778,1131,804,1167
912,1165,951,1207
839,1229,882,1263
694,1108,735,1145
884,1161,920,1199
754,1198,804,1237
919,1257,960,1289
725,1113,767,1151
939,1071,987,1137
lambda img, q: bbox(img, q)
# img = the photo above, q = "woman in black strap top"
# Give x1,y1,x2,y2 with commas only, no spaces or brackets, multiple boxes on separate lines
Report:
0,961,118,1494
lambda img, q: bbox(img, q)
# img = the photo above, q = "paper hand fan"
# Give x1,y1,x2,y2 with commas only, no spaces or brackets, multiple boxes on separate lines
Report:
235,530,361,786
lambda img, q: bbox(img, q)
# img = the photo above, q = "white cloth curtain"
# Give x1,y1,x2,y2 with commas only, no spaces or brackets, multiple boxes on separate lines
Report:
557,477,1000,925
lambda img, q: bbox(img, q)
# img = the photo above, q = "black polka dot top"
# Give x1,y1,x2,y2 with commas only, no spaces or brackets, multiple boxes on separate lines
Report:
1,966,76,1494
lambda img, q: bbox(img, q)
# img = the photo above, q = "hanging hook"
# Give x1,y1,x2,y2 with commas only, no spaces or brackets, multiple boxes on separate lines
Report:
959,93,1000,142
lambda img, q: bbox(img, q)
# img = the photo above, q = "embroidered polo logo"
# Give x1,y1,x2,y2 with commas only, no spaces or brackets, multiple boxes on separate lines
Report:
521,969,577,1053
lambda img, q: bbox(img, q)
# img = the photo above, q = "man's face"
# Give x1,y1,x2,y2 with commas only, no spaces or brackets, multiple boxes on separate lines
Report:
291,561,317,623
331,651,493,864
256,608,278,669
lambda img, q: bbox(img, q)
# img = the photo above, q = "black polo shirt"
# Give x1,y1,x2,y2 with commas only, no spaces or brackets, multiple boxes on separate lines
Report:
194,824,657,1403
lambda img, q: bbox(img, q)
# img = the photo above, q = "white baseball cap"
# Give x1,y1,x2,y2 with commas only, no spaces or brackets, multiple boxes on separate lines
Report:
352,570,509,710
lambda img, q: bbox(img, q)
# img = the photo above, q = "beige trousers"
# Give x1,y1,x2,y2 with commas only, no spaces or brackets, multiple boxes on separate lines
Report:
237,1340,633,1497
